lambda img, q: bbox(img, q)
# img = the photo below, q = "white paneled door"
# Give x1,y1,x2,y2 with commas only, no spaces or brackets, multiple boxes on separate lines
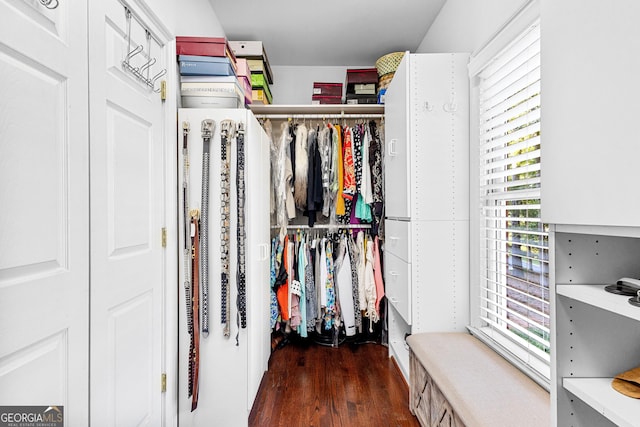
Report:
0,0,90,425
88,0,168,425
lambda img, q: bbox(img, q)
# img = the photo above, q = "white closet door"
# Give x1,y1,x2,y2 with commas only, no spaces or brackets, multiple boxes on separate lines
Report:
0,1,89,425
88,0,167,425
384,53,411,220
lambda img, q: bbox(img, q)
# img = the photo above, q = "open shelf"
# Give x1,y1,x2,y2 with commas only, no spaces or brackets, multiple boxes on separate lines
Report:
556,284,640,322
563,377,640,427
249,103,384,116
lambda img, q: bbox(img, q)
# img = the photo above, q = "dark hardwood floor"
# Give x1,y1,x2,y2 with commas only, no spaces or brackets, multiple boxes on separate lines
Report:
249,337,420,427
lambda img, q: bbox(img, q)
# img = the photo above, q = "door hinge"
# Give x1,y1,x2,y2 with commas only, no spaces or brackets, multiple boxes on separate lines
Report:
161,227,167,248
160,80,167,101
161,373,167,393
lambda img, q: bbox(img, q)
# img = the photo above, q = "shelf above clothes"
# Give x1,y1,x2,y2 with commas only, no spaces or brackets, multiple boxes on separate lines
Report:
249,103,384,119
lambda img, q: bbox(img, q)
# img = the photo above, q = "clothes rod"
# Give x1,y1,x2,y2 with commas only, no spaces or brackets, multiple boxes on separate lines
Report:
271,224,372,229
254,114,384,120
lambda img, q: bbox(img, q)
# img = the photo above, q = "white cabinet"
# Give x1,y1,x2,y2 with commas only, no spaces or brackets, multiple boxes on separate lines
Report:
552,226,640,427
541,0,640,228
177,108,270,427
383,53,470,381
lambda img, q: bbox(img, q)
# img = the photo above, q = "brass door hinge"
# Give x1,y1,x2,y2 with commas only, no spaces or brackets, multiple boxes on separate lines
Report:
160,80,167,101
161,373,167,393
161,227,167,248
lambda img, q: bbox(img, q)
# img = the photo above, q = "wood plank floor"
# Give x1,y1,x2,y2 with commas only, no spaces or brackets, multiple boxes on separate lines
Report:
249,339,420,427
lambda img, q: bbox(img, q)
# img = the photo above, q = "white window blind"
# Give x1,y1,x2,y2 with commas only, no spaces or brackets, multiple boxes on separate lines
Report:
477,21,549,380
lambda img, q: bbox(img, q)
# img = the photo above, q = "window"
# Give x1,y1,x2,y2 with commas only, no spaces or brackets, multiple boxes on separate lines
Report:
470,12,549,387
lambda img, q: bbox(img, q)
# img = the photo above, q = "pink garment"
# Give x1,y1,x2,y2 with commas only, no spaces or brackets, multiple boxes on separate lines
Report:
373,236,385,312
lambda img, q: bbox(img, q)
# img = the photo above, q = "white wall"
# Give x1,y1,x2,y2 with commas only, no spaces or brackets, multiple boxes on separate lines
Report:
416,0,529,54
270,65,374,105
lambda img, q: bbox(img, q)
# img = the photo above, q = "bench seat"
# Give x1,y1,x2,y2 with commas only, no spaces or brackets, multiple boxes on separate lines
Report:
406,332,550,427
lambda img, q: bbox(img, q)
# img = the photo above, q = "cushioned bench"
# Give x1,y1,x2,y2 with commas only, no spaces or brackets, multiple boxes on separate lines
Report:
406,332,550,427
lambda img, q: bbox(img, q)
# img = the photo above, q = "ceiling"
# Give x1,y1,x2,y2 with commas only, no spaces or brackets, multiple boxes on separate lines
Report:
209,0,447,67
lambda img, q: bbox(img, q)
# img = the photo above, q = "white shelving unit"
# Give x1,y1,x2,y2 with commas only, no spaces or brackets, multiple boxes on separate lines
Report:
383,52,470,381
552,226,640,427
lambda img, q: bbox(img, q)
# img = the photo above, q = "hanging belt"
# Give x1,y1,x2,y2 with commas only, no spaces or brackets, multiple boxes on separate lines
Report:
236,122,246,345
190,210,200,411
182,121,195,397
200,119,215,338
220,120,234,338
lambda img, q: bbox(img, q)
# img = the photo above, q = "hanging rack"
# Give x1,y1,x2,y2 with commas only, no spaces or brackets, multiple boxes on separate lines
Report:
120,3,167,92
270,224,371,230
254,113,384,120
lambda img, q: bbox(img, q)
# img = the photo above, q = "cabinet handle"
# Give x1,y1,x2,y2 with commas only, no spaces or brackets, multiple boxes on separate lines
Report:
388,139,397,157
259,243,268,261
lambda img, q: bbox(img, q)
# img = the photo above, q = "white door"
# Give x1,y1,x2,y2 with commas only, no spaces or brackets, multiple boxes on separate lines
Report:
88,0,167,425
0,0,89,425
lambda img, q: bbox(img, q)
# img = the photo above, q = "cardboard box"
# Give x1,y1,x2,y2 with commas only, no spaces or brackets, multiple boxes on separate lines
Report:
176,36,236,63
252,89,272,105
346,68,378,84
311,95,342,105
181,95,244,109
345,93,378,105
179,55,235,77
180,81,244,99
313,82,343,97
229,41,274,84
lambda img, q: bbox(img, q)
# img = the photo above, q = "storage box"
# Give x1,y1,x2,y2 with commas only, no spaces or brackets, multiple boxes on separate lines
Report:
229,41,274,84
176,36,236,63
252,89,272,105
345,94,378,105
312,95,342,105
313,82,343,97
352,83,376,95
236,58,250,78
250,72,269,89
346,68,378,84
180,81,244,99
238,75,252,105
181,94,244,109
179,55,235,77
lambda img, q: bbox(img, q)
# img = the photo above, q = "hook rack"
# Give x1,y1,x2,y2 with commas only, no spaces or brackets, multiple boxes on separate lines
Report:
121,6,166,92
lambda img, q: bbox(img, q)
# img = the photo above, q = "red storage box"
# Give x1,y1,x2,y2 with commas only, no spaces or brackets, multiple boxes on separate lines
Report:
346,68,378,84
176,36,236,63
312,95,342,105
313,82,343,97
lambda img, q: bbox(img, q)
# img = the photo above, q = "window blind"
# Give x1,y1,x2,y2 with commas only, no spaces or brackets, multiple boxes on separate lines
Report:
477,22,549,379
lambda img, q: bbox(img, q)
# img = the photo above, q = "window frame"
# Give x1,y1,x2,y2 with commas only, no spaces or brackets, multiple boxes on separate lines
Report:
467,0,549,390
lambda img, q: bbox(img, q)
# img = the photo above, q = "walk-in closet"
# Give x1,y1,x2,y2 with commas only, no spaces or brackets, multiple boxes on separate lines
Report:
4,1,640,426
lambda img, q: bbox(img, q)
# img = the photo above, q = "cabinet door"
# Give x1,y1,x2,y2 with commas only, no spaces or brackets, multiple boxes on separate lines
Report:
245,113,271,409
384,53,411,220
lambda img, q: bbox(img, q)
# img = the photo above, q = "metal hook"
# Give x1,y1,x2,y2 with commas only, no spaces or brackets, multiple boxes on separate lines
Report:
151,69,167,92
124,44,143,63
39,0,59,9
139,57,156,75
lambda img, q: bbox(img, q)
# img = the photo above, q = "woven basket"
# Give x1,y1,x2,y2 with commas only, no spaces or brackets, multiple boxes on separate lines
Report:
378,72,395,88
376,51,405,77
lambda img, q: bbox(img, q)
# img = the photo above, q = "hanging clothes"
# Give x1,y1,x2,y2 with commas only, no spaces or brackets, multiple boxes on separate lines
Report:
282,123,296,220
335,125,345,216
356,125,373,222
297,236,308,337
275,234,290,321
318,127,332,218
347,232,362,331
335,235,356,336
323,238,336,330
304,129,323,227
373,235,385,314
294,123,309,210
364,238,379,330
305,240,317,331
